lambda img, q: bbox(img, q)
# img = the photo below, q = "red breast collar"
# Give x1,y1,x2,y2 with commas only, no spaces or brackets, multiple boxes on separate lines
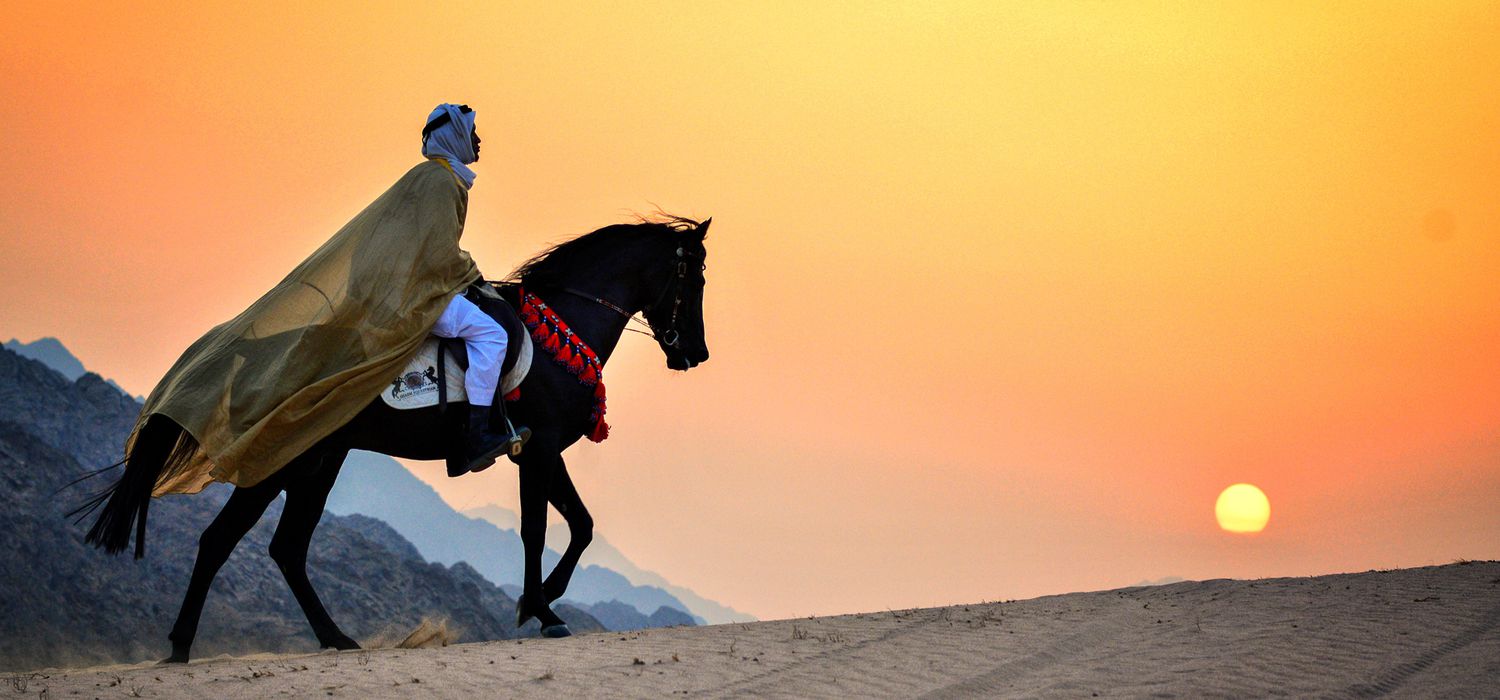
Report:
518,288,609,442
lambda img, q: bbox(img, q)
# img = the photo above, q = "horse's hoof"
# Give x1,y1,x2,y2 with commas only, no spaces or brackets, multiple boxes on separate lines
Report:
159,641,191,664
321,635,361,651
518,592,569,633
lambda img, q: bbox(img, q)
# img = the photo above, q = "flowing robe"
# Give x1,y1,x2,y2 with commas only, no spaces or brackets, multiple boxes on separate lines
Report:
135,159,480,495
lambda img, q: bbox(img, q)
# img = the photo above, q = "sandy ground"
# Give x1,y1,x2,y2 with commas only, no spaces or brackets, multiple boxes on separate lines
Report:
11,561,1498,698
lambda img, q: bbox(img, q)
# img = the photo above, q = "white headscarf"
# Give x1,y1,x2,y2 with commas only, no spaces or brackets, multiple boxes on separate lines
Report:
421,103,478,189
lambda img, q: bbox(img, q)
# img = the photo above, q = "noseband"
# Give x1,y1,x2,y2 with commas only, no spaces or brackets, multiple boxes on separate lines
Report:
562,245,699,349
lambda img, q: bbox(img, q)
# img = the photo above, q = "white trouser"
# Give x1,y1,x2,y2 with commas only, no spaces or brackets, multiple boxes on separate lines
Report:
430,293,507,407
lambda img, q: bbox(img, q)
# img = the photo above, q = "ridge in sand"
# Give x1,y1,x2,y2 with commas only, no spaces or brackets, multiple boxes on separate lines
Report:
15,561,1499,698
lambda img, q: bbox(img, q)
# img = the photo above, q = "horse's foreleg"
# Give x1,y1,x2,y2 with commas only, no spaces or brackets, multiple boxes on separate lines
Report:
164,477,282,663
268,448,358,651
517,450,569,634
541,459,592,604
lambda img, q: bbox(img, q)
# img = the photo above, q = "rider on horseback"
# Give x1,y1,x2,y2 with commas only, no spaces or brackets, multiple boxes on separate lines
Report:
420,103,529,475
102,103,530,499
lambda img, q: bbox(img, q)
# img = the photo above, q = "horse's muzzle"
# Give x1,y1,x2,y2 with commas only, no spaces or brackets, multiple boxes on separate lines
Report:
668,349,708,371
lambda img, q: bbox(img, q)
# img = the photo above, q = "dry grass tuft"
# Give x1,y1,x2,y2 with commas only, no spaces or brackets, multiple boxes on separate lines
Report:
397,618,456,649
365,617,457,649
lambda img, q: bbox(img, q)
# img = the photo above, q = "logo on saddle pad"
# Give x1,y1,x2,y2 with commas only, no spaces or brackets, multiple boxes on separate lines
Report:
381,336,532,411
389,366,442,402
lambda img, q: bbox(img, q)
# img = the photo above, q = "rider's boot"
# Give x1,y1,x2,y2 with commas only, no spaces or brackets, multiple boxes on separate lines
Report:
448,403,530,477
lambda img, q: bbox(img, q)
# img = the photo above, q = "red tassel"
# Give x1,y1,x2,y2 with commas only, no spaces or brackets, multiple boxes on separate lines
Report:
502,388,521,402
524,290,613,443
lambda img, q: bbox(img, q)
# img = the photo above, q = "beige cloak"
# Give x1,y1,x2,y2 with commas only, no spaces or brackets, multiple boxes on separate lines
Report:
135,159,480,495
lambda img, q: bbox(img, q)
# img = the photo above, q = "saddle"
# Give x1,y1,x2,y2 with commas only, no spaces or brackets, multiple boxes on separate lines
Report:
381,282,534,411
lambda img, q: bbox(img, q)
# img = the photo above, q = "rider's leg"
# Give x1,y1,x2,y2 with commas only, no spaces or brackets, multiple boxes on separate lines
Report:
434,293,506,403
432,293,528,474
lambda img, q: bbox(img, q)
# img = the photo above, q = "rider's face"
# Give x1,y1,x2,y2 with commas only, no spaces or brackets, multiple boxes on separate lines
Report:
471,126,481,162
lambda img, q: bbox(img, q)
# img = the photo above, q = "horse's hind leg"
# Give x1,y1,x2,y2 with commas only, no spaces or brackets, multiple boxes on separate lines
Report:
268,448,358,650
164,476,283,663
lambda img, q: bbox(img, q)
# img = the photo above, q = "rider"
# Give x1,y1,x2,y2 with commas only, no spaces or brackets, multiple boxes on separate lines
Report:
420,103,529,475
119,102,534,498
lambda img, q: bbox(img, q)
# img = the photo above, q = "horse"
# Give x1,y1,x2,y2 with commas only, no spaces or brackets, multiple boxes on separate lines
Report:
78,216,711,663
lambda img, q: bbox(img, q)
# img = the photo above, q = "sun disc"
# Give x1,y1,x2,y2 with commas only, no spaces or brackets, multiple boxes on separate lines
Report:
1215,483,1270,533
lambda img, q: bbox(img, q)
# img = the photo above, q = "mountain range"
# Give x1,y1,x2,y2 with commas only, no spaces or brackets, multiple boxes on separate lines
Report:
4,337,143,402
325,452,705,627
0,343,608,671
2,337,749,636
462,504,755,624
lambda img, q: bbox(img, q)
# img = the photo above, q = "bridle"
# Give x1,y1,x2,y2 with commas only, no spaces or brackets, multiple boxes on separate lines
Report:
561,244,702,350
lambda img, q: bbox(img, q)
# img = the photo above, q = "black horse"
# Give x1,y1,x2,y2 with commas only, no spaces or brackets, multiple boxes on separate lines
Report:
79,216,711,663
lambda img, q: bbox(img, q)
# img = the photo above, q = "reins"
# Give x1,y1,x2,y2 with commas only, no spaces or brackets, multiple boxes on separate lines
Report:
557,288,659,341
553,244,699,349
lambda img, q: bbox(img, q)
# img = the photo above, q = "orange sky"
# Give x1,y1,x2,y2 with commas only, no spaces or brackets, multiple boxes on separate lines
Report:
2,2,1498,620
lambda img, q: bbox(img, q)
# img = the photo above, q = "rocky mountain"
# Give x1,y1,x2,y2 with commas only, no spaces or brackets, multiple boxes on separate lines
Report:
3,337,86,380
0,345,602,672
14,337,746,626
327,452,536,586
4,337,141,401
8,336,726,631
497,586,698,632
583,601,697,632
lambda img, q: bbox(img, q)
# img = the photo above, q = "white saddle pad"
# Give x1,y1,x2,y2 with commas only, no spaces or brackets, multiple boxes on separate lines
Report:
380,334,533,410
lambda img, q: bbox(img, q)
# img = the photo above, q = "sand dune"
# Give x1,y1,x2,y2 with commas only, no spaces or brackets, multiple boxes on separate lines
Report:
12,562,1498,698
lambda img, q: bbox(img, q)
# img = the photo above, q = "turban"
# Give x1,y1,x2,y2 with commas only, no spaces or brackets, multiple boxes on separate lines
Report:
422,103,478,188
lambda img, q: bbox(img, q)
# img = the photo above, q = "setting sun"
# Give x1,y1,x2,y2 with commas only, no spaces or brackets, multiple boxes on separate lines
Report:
1216,484,1271,534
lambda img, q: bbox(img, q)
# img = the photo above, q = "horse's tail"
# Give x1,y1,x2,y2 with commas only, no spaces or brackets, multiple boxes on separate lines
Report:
69,415,199,559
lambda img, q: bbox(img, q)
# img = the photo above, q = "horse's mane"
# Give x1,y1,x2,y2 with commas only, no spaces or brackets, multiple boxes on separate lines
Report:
504,213,701,290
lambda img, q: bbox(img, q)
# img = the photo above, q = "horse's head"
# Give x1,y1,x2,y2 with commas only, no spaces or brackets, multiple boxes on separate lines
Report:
508,215,712,370
642,217,711,371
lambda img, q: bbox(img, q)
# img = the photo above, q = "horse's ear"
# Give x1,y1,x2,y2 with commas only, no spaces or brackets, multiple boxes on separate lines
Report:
697,217,711,239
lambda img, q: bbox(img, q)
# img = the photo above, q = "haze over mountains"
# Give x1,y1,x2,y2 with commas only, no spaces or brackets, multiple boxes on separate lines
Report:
324,452,708,628
462,504,754,625
4,337,142,402
4,337,749,627
0,342,610,671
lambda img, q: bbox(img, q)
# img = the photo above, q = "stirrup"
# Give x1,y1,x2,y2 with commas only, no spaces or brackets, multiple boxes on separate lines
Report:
502,415,532,457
